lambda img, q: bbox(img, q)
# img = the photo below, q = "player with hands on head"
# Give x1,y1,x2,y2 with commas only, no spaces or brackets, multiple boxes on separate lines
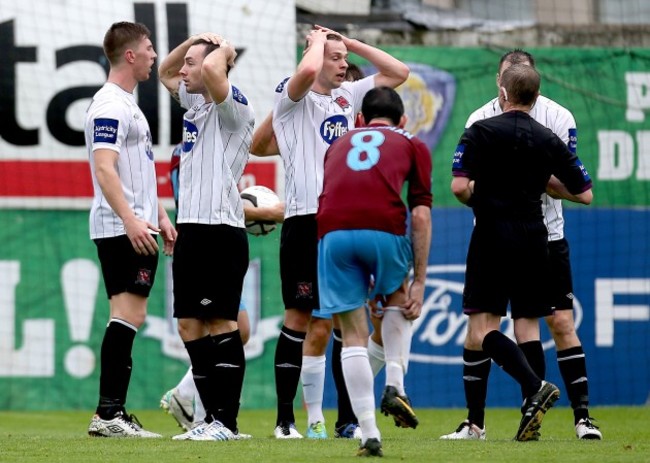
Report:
251,24,409,440
161,144,283,432
250,61,366,440
86,21,176,438
158,31,254,441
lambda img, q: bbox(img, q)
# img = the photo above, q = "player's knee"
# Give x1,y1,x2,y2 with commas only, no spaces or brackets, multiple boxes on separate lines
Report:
547,311,576,339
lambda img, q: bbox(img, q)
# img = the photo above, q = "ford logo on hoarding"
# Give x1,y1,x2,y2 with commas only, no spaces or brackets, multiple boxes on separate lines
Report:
409,265,583,365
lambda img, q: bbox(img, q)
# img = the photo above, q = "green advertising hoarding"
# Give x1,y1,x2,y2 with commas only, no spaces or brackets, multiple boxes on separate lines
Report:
0,209,285,411
1,47,649,411
375,47,650,207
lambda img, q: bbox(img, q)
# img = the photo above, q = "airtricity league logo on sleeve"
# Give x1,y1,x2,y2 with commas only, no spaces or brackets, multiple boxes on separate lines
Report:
182,121,199,153
93,118,118,144
320,115,349,145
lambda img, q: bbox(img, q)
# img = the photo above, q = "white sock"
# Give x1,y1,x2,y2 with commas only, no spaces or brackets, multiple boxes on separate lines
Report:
341,346,380,443
176,367,204,423
367,337,386,377
382,307,413,396
194,394,206,424
301,355,326,425
176,367,197,399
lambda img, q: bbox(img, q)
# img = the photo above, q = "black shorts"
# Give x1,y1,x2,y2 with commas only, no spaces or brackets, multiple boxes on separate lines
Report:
463,220,552,320
94,234,159,299
280,214,319,311
548,238,574,311
173,223,249,321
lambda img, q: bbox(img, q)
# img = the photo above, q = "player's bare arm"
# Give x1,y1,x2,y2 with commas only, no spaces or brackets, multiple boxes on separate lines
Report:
250,112,280,156
157,203,177,256
315,24,409,89
451,177,474,205
286,29,328,102
546,175,593,205
402,204,432,319
94,149,159,255
202,39,236,104
244,201,285,223
158,32,224,102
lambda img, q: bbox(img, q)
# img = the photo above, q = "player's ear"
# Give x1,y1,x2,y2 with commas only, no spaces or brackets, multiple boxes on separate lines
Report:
500,86,508,102
398,114,407,129
125,48,136,64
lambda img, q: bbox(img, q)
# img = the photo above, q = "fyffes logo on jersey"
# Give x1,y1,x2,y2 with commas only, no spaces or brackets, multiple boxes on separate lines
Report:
408,265,583,365
182,121,199,153
320,115,349,144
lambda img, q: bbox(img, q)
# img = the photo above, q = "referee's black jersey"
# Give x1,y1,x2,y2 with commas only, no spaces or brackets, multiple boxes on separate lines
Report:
452,110,592,221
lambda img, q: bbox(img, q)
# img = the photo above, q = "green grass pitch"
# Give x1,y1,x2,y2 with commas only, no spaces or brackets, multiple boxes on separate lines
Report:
0,406,647,462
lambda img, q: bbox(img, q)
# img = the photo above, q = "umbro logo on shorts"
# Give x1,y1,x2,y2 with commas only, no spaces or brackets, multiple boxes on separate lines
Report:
200,298,212,306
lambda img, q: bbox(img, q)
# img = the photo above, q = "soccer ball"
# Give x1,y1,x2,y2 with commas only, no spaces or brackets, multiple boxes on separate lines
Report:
240,185,280,236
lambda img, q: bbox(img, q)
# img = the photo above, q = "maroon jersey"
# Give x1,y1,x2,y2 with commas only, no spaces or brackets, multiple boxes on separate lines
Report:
317,123,432,239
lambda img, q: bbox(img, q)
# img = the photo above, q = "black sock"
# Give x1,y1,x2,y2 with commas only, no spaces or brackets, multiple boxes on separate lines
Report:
557,346,590,422
97,319,136,418
211,331,246,432
332,329,357,427
184,336,217,422
463,349,491,429
274,325,306,425
518,340,546,400
482,330,541,398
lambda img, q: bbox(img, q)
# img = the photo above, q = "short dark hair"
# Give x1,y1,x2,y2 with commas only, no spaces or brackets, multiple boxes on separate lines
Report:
103,22,151,65
500,64,540,106
345,62,364,82
361,86,404,125
192,38,220,57
191,39,233,74
498,49,536,73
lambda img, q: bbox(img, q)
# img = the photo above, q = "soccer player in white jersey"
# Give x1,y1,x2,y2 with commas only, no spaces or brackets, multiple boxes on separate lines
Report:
85,21,177,438
251,25,409,439
441,49,602,441
160,143,282,432
251,63,366,440
159,32,254,441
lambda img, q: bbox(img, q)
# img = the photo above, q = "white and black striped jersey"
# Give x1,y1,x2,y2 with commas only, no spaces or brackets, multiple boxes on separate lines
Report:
465,95,577,241
273,75,375,218
176,82,254,227
86,83,159,239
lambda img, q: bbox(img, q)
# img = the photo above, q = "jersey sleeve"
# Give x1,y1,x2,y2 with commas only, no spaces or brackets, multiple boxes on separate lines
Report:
548,134,592,194
348,75,375,114
88,98,130,154
273,76,298,124
551,105,577,146
407,139,433,210
215,84,255,133
451,127,476,178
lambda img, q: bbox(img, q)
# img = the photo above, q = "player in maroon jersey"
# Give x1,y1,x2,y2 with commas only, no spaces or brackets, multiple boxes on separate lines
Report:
317,86,432,457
